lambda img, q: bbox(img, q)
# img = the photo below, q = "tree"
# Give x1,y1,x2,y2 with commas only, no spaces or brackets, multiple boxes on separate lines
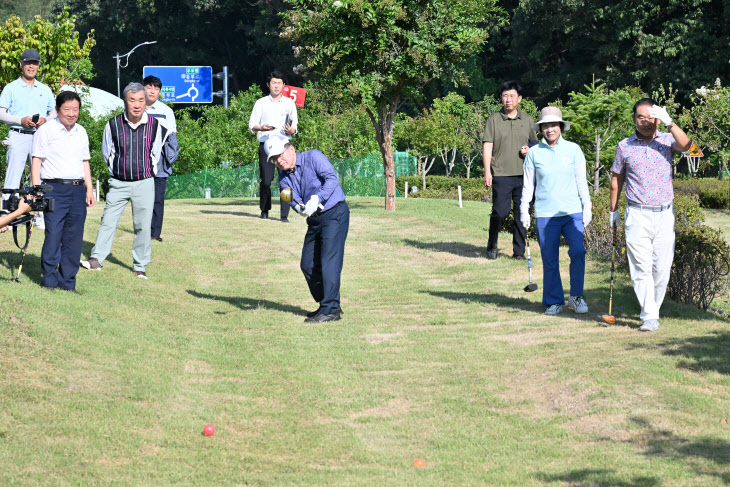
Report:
282,0,506,211
61,0,301,97
477,0,730,103
562,82,638,193
681,79,730,178
0,8,95,93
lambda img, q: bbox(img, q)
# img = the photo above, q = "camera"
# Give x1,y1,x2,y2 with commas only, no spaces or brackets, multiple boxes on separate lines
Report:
1,184,55,215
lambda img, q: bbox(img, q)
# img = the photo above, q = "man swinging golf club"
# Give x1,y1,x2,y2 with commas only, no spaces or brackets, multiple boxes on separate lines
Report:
266,137,349,322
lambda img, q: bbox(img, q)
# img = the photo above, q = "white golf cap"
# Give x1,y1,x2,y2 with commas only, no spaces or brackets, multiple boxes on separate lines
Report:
534,106,570,133
264,136,290,162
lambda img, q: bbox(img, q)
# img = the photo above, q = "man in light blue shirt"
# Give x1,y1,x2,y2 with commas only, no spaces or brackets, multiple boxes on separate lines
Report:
0,49,55,191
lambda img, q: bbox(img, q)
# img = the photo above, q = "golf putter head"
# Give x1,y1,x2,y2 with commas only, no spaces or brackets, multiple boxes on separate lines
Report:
280,188,293,203
601,314,616,324
524,283,538,292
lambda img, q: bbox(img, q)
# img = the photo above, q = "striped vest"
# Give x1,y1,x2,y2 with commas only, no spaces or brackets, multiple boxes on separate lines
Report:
107,114,162,181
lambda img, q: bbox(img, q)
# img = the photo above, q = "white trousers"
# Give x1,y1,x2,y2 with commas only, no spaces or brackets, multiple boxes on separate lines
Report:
624,206,675,321
3,131,33,190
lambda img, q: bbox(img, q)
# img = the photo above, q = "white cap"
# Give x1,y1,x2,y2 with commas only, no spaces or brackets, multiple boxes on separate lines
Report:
264,136,290,162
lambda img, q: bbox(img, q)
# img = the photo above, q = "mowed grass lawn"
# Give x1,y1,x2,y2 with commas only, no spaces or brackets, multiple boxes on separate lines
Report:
1,196,730,486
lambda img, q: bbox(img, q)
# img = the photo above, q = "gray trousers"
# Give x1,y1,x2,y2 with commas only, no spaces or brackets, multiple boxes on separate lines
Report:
3,131,33,189
90,177,154,272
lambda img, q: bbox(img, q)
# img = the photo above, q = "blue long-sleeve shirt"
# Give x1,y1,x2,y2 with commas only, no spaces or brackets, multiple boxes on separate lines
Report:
278,150,346,212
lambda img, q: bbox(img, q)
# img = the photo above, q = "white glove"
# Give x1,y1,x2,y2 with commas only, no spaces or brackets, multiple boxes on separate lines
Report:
302,195,320,217
293,204,305,215
609,211,619,228
582,206,592,227
649,105,673,127
520,214,530,230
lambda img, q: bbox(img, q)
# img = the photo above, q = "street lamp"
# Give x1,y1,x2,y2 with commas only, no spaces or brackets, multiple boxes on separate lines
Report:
113,41,157,98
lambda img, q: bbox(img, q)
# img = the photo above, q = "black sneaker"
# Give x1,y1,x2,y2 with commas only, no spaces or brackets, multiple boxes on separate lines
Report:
486,249,498,260
281,217,289,223
260,211,269,219
512,254,526,261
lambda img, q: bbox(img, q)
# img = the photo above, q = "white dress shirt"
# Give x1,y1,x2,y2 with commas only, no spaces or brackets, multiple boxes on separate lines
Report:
31,117,90,180
146,99,177,133
248,94,298,143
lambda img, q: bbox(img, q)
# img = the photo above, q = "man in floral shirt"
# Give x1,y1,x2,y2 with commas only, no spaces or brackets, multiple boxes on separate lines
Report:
609,98,690,332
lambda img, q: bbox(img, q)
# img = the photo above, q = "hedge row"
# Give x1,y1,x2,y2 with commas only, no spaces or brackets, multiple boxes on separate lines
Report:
396,175,730,210
673,178,730,209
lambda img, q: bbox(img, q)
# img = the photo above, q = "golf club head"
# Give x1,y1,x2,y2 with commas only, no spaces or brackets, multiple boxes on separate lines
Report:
280,188,293,203
524,283,538,292
601,314,616,324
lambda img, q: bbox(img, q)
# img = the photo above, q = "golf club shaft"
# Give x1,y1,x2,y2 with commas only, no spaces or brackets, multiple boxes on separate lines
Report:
608,224,617,316
527,240,533,284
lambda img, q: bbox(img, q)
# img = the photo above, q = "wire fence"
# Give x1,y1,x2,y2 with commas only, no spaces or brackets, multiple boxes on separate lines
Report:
165,151,416,199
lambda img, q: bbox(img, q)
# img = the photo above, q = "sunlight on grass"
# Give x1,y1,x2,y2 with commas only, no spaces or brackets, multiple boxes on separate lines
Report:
0,197,729,485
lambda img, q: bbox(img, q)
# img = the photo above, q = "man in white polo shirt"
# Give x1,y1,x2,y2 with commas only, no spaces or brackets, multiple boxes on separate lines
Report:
31,91,94,294
249,70,298,222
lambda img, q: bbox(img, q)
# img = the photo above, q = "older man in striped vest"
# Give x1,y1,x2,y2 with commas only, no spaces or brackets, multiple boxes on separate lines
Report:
81,82,166,279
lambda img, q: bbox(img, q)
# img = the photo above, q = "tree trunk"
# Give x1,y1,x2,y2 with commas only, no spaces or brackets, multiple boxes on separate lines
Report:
366,100,399,211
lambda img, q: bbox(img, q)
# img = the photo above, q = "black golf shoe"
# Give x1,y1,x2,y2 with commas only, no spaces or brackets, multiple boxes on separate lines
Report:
304,310,342,322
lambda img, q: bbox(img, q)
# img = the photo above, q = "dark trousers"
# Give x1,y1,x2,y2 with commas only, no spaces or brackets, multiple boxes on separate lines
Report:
301,202,349,315
151,176,167,238
487,175,527,256
258,142,291,218
41,183,87,290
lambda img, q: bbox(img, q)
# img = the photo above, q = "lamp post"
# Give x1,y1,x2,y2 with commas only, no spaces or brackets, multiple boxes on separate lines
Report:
114,41,157,98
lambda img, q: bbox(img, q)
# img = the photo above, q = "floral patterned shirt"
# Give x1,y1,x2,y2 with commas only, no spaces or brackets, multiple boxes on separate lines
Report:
611,131,677,206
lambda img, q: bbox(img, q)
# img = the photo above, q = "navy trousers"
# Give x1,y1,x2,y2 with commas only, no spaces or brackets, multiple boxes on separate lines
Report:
487,175,527,257
151,176,167,238
301,202,349,314
258,142,291,218
41,183,87,290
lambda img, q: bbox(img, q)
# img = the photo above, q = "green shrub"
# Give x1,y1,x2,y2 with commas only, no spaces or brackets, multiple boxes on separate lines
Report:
674,178,730,209
668,224,730,309
395,175,491,201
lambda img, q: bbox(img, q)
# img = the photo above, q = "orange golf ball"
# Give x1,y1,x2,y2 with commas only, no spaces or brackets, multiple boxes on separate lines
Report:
203,424,215,436
413,458,425,468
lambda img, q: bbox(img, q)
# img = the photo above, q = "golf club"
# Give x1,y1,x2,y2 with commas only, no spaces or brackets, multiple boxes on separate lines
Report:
601,224,618,324
280,188,324,212
524,239,538,292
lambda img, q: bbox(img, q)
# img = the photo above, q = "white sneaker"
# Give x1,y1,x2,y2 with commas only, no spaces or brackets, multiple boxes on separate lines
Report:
568,295,589,314
545,304,563,315
639,319,660,332
33,212,45,229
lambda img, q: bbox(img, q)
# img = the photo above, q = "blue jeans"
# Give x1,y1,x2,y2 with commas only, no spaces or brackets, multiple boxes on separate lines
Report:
535,213,586,307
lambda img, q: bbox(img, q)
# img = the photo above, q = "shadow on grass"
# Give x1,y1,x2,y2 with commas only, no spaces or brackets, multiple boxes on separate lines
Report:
187,290,309,316
426,290,621,323
199,209,263,219
629,416,730,482
537,469,659,486
80,240,133,272
659,331,730,375
404,239,483,258
0,251,42,284
172,199,260,207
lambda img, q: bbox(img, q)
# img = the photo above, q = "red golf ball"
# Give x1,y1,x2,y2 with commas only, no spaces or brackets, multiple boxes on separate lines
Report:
203,424,215,436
